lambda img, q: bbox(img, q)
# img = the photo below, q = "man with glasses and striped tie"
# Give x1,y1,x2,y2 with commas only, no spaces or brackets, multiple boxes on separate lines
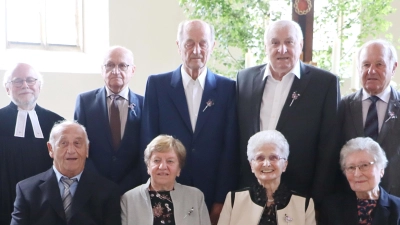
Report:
340,39,400,197
10,120,121,225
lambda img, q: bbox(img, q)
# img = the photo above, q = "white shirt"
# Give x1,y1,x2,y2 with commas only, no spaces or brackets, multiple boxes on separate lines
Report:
105,86,129,137
181,66,207,132
362,85,391,132
14,105,44,138
260,61,301,130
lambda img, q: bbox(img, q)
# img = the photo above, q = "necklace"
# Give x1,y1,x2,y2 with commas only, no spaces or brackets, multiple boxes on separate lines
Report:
267,199,274,202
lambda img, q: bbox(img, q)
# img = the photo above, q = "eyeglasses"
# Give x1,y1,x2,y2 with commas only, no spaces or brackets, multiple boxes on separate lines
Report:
8,78,38,88
344,161,375,174
253,154,286,164
104,63,130,72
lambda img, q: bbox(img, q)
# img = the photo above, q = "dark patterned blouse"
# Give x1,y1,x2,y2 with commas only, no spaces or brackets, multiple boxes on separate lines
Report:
357,199,377,225
149,190,176,225
252,183,292,225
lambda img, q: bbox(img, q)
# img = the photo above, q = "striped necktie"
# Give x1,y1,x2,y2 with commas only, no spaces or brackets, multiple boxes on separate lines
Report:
61,177,77,220
364,96,380,140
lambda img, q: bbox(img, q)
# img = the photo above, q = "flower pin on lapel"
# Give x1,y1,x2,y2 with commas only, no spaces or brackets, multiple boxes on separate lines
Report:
284,214,293,224
184,207,194,218
202,99,214,112
385,110,397,123
128,103,137,116
290,91,300,107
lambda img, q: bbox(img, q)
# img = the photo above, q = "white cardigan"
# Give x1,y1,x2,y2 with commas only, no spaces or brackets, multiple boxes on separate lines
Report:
218,189,316,225
121,179,211,225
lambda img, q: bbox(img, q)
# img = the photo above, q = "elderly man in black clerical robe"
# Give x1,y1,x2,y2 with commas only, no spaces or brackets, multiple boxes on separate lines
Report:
0,63,64,224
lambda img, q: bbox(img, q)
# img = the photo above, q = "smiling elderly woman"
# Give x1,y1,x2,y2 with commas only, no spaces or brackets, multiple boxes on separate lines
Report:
218,130,315,225
120,135,211,225
321,137,400,225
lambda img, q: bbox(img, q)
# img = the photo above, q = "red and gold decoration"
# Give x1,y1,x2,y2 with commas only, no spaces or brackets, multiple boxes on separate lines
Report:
294,0,312,15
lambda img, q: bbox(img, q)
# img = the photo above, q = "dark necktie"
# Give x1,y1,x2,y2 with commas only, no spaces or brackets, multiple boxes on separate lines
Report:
110,94,121,150
61,177,77,220
364,96,380,140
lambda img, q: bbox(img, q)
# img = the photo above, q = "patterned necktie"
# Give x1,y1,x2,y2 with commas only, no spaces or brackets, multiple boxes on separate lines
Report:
364,96,380,140
61,177,77,220
110,94,121,150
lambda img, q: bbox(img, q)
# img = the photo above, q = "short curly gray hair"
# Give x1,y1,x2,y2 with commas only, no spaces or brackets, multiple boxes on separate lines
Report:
340,137,388,172
247,130,289,162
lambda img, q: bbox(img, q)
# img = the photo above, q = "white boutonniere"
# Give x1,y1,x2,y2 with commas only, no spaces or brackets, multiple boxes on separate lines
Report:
128,103,137,116
202,99,214,112
284,214,293,224
184,207,194,218
290,91,300,107
385,110,397,123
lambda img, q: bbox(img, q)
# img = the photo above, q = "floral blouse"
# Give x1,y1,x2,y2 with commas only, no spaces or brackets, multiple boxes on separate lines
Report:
357,199,377,225
251,183,292,225
149,190,176,225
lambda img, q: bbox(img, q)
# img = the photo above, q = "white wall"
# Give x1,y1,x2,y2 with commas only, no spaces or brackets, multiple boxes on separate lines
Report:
0,0,186,120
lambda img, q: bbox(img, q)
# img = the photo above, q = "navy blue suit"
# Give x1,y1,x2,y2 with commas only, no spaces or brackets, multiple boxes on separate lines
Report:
141,66,239,209
11,168,121,225
74,87,143,195
321,187,400,225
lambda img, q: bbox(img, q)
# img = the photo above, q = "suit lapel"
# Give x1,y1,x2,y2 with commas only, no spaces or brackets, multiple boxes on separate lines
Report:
97,88,114,150
69,170,94,219
169,67,193,133
378,87,400,143
194,70,217,138
252,65,267,132
39,169,66,220
349,89,365,137
372,187,390,225
276,62,311,130
121,90,139,143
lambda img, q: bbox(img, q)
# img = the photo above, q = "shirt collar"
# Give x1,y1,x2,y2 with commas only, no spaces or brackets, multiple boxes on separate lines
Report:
105,86,129,101
263,60,301,81
53,165,82,181
181,65,207,90
362,85,391,103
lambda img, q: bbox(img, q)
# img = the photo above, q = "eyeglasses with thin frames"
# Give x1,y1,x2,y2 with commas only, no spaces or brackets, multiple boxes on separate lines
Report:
104,63,130,72
344,161,375,174
252,154,286,164
8,78,38,88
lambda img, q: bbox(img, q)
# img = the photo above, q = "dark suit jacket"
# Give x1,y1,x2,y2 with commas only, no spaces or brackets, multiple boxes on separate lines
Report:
141,66,239,209
320,187,400,225
11,168,121,225
340,87,400,197
0,102,64,225
237,63,341,205
74,87,143,195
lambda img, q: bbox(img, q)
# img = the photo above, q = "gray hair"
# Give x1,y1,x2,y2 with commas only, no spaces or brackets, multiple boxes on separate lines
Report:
247,130,290,161
340,137,388,172
357,39,398,69
176,20,215,46
3,63,44,88
103,45,135,65
264,20,303,44
144,135,187,169
48,120,89,149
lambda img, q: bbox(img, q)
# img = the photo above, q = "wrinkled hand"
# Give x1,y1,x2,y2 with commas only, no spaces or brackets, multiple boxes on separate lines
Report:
210,203,223,225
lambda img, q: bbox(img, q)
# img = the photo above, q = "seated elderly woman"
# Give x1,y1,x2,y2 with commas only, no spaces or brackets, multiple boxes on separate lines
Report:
120,135,211,225
218,130,315,225
321,137,400,225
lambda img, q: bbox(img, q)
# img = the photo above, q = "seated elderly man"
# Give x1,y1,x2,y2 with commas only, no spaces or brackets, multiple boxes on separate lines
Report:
0,63,64,224
11,120,121,225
